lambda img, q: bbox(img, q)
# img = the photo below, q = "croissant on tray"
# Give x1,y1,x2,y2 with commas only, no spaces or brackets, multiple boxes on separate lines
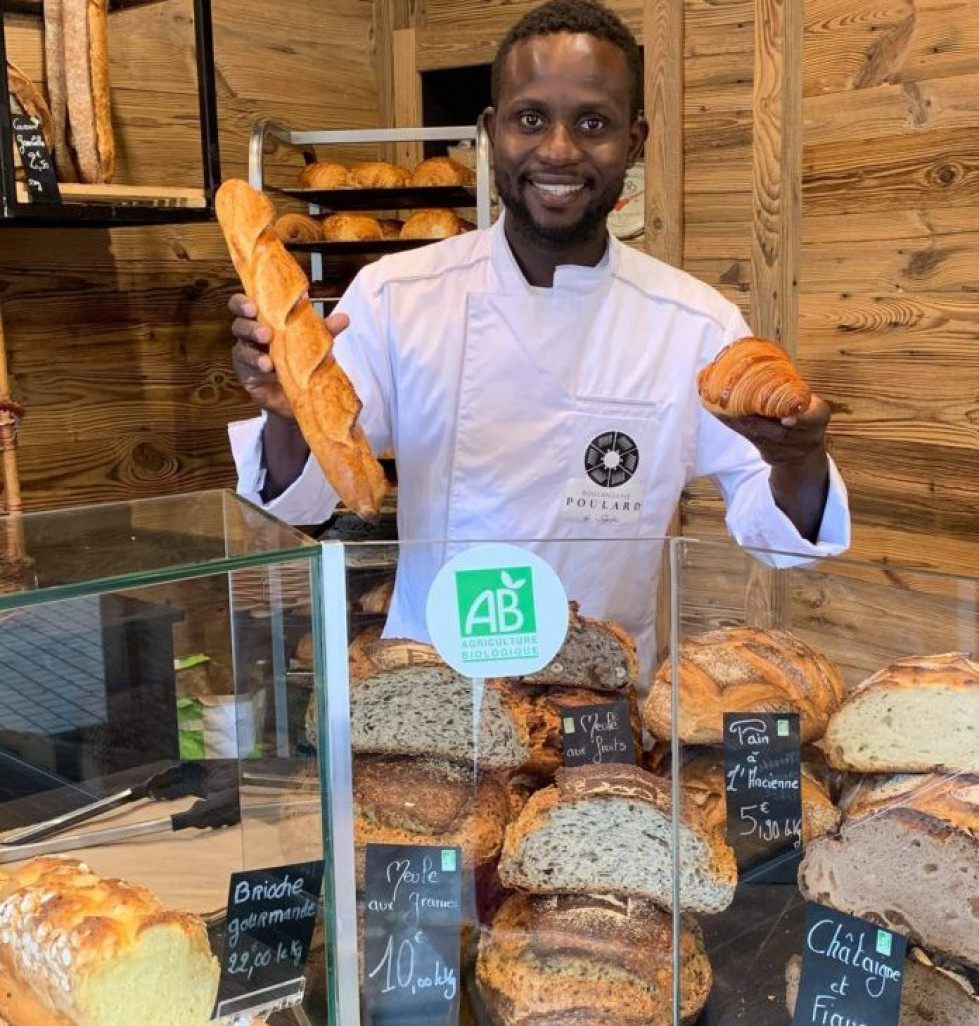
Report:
216,179,386,520
697,336,812,419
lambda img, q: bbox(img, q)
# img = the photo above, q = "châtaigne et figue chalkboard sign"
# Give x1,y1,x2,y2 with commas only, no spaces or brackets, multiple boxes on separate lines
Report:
791,901,907,1026
364,843,463,1025
213,859,324,1021
560,699,635,767
723,712,803,878
11,114,61,202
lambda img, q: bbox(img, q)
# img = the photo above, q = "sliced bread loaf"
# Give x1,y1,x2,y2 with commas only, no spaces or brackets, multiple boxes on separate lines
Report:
798,773,979,967
786,949,979,1026
476,892,712,1025
821,652,979,772
498,764,736,913
645,626,844,745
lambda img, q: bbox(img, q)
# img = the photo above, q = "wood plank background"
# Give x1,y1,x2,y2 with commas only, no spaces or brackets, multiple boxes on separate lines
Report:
1,0,380,510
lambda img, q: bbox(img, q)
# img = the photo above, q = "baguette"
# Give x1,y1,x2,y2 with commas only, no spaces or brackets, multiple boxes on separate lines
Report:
215,179,386,520
42,0,76,181
498,765,737,913
798,773,979,967
0,857,219,1026
476,893,712,1025
821,652,979,773
698,336,811,419
63,0,115,183
6,62,55,150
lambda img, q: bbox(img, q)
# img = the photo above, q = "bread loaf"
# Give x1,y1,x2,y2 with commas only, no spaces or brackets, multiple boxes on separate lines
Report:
798,773,979,967
273,212,323,244
297,161,348,189
43,0,76,181
698,337,811,419
644,626,845,745
506,603,639,692
350,662,531,770
682,753,841,844
215,179,386,520
6,62,55,151
0,857,219,1026
353,756,509,890
821,652,979,772
786,949,979,1026
347,161,410,189
499,765,737,913
476,893,712,1025
400,209,465,240
321,212,383,242
63,0,115,183
409,156,475,187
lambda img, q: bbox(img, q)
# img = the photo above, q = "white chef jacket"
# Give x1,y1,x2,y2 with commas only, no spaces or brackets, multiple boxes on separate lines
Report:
231,216,849,673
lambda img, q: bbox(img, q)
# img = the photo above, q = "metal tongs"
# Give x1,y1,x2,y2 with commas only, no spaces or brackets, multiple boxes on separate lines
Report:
0,762,241,864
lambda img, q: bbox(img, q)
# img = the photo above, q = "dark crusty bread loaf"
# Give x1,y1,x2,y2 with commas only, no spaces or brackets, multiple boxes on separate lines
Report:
353,756,509,891
476,893,713,1025
799,773,979,967
350,663,531,770
645,626,845,745
505,603,639,693
786,949,979,1026
821,652,979,772
498,765,736,914
682,753,841,844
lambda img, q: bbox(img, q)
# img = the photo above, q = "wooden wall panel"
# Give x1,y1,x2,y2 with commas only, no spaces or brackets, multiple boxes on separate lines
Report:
0,0,381,511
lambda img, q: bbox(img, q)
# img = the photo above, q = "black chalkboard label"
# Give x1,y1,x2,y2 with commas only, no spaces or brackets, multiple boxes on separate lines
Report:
213,859,324,1021
791,901,907,1026
10,115,61,202
560,699,635,767
364,843,462,1025
723,712,803,876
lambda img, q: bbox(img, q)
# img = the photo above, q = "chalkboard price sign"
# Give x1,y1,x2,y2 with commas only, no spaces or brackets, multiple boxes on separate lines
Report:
723,712,803,876
560,699,635,767
10,114,61,202
791,901,907,1026
364,843,463,1025
213,859,324,1022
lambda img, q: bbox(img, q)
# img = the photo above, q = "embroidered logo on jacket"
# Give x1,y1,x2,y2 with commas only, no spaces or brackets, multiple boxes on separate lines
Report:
584,431,640,488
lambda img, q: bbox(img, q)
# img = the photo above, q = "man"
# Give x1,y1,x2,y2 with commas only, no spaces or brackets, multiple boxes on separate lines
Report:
229,0,849,670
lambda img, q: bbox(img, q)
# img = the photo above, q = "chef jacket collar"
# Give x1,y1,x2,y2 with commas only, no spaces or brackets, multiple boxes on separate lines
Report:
490,210,620,295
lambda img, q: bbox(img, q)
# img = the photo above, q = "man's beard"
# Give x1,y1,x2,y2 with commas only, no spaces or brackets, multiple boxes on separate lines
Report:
497,171,625,249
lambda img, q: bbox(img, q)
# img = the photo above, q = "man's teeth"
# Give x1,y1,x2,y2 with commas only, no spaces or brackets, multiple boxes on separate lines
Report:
534,182,584,196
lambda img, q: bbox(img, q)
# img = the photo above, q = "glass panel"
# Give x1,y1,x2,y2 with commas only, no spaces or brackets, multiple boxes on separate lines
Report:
313,536,672,1026
0,488,314,608
671,537,978,1026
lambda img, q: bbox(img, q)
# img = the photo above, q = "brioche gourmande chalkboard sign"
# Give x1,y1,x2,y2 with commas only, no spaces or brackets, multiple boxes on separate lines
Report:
10,114,61,202
723,713,803,876
364,843,463,1025
213,859,324,1021
791,902,907,1026
560,699,635,767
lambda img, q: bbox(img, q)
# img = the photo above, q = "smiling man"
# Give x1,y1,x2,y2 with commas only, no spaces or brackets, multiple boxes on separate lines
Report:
227,0,849,672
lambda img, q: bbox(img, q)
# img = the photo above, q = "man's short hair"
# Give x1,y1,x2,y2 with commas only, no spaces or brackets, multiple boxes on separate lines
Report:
491,0,643,120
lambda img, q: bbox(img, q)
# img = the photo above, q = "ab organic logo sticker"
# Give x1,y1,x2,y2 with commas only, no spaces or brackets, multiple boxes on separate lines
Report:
426,544,568,678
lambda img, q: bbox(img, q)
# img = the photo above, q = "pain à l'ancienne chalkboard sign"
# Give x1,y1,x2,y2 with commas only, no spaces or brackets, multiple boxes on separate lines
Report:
723,712,803,878
213,859,324,1022
364,843,463,1025
560,699,635,767
791,902,907,1026
10,114,61,202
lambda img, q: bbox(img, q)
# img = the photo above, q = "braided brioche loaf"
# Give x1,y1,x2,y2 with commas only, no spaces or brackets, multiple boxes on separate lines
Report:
698,336,811,419
0,857,219,1026
216,179,386,519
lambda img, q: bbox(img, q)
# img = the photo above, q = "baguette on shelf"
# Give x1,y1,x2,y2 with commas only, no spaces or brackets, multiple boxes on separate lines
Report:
63,0,115,183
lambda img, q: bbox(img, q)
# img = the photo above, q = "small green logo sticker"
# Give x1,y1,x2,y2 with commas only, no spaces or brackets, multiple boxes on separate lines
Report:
777,718,790,737
876,929,892,956
563,717,576,734
441,849,457,872
455,566,536,638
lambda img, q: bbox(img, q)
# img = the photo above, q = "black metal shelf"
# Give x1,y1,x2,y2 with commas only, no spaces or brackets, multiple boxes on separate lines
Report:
286,239,430,257
278,184,476,212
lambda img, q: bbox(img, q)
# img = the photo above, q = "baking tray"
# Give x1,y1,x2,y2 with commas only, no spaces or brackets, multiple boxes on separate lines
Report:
278,185,477,210
286,239,430,257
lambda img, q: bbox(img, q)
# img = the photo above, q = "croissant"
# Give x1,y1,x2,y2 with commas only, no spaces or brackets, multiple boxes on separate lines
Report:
273,213,323,244
321,212,383,242
298,162,348,189
216,179,386,520
409,156,475,187
399,208,465,240
698,336,811,419
347,161,410,189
